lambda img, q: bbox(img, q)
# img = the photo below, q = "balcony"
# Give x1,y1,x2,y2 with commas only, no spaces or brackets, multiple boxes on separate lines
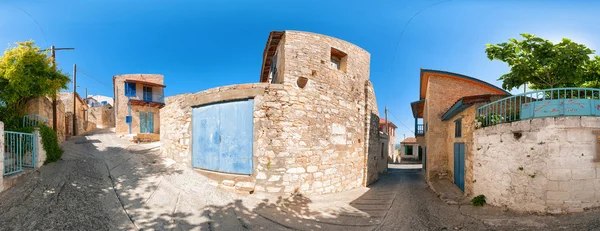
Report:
128,91,165,108
415,124,424,136
125,80,166,109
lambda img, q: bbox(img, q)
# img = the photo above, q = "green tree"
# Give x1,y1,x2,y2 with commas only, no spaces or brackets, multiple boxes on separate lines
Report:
486,34,594,90
0,40,70,128
580,56,600,88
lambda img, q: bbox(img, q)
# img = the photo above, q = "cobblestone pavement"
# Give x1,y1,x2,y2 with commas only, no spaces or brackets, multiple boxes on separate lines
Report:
2,129,600,230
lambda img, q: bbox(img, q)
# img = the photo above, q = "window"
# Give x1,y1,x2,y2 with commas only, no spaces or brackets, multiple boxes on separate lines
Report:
406,145,414,155
124,82,136,97
330,48,347,72
270,54,278,83
381,143,385,158
455,118,462,138
143,86,153,102
330,56,341,70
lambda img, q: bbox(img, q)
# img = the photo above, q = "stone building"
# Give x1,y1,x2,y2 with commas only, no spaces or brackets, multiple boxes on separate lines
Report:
379,118,397,163
161,30,387,195
409,69,509,193
399,137,419,162
113,74,165,137
59,92,91,136
86,95,115,129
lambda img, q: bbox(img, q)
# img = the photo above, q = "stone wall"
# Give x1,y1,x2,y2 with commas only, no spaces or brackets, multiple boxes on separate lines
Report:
473,117,600,213
88,105,115,128
446,106,478,195
33,128,46,168
161,29,382,195
24,96,66,143
113,74,164,135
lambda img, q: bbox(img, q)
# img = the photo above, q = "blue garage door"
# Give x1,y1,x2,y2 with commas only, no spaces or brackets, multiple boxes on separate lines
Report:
192,99,254,175
453,143,465,191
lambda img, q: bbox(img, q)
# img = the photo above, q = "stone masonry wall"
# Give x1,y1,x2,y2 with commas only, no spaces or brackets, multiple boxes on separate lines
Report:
446,106,478,195
33,128,46,168
161,31,381,195
24,96,66,143
473,117,600,213
424,75,507,181
113,74,164,135
89,106,115,128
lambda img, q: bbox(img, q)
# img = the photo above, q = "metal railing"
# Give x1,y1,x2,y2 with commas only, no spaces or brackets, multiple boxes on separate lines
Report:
476,88,600,128
129,91,165,104
416,124,424,135
3,131,37,176
23,114,48,128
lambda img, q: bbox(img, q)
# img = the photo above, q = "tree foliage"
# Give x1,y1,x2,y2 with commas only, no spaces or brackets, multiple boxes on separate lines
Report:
0,40,70,128
581,56,600,88
486,34,595,90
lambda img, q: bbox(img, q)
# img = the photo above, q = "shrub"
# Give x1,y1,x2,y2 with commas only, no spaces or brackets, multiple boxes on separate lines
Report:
471,195,486,206
38,124,63,163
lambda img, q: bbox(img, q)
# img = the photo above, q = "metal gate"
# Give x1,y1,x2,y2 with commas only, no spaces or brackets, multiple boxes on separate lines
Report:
192,99,254,175
453,143,465,191
3,131,37,176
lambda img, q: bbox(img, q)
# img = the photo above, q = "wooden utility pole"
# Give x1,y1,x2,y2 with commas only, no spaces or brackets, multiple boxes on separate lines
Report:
385,106,389,134
48,46,74,132
73,64,77,136
85,87,88,123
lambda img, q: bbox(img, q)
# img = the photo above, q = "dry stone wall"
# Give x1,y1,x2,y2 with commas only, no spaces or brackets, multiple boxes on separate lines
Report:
161,30,384,195
474,117,600,213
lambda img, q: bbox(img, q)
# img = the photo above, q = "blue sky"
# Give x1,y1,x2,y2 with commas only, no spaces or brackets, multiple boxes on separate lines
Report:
1,0,599,143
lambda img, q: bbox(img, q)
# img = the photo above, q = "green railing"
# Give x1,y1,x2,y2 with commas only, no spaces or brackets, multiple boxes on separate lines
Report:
476,88,600,128
3,131,37,176
23,114,48,128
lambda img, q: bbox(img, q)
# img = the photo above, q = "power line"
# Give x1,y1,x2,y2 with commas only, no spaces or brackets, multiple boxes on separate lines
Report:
77,68,113,92
388,110,414,134
389,0,452,74
7,3,49,48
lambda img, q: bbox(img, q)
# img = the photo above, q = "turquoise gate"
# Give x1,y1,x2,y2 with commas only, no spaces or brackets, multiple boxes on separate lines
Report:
3,131,37,176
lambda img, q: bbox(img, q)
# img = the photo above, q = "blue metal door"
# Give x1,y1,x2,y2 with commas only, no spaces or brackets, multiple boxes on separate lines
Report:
140,112,147,133
139,112,154,133
192,99,254,175
453,143,465,191
148,112,154,133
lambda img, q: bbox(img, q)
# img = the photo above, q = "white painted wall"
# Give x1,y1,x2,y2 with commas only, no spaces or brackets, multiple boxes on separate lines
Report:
400,143,419,159
474,117,600,213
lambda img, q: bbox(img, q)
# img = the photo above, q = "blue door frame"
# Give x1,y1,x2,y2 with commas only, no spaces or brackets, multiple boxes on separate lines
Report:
192,99,254,175
453,143,465,191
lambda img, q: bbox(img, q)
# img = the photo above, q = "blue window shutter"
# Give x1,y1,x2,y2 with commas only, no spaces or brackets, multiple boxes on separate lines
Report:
125,82,136,97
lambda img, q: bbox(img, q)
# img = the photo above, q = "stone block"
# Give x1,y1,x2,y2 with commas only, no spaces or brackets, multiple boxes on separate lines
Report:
307,166,318,173
572,190,595,201
572,168,596,180
268,175,282,182
267,187,282,193
256,172,267,180
546,169,571,181
286,167,306,174
581,117,600,128
547,191,570,201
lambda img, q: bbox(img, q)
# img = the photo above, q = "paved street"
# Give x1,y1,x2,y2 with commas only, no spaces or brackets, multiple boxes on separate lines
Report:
2,130,600,230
